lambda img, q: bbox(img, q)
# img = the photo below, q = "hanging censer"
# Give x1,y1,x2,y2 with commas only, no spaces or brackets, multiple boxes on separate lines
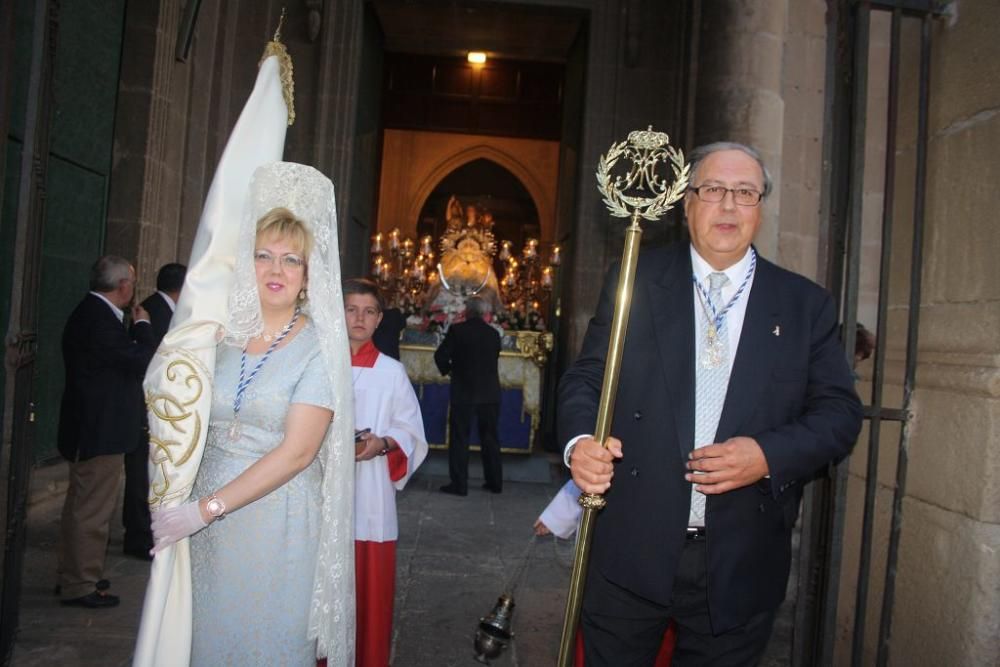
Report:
472,535,538,663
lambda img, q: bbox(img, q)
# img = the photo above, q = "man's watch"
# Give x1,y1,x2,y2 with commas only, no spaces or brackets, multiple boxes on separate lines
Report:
205,494,227,520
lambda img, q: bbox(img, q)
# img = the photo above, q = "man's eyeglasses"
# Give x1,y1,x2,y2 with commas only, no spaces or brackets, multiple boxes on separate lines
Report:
254,250,306,270
688,185,763,207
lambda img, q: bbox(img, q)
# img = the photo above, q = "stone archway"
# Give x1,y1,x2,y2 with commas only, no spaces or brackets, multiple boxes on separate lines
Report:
375,129,559,243
406,145,551,238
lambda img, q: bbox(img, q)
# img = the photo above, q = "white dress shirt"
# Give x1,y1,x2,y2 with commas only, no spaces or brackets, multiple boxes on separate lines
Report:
157,290,177,312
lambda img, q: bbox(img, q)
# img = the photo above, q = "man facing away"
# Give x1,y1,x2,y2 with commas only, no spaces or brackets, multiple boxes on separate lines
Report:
343,278,428,666
434,296,503,496
122,261,186,560
57,256,156,607
561,142,863,665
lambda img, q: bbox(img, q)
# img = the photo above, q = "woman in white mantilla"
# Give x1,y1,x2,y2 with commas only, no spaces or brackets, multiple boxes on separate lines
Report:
148,162,355,665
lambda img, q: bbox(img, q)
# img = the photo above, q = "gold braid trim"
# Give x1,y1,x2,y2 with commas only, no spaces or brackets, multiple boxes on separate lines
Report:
260,40,295,126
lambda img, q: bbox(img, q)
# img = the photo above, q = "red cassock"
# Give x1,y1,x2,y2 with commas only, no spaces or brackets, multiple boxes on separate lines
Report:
574,623,676,666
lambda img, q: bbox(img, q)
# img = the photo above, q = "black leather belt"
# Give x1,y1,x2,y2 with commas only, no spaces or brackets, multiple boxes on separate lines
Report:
686,526,707,540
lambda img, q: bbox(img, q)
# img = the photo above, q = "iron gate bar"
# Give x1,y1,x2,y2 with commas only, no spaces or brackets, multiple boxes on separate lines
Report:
0,0,55,663
861,406,910,421
835,3,871,660
850,7,903,664
842,4,872,661
876,13,931,666
793,1,855,662
803,1,863,663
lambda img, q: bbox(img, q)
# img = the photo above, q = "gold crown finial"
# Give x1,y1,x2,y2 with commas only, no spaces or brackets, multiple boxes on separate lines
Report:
260,7,295,125
273,7,287,43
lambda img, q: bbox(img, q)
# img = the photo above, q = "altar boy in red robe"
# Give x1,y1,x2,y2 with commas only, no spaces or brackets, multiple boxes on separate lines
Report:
343,278,428,666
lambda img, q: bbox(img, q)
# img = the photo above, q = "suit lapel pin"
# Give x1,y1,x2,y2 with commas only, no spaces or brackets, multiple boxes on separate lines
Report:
772,325,780,337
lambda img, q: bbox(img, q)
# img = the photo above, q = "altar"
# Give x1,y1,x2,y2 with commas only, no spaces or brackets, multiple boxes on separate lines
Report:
400,330,552,453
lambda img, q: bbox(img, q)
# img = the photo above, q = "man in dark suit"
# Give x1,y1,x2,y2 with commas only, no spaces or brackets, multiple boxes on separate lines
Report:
372,304,406,360
561,142,862,664
57,256,156,607
122,262,186,559
434,296,503,495
139,262,185,341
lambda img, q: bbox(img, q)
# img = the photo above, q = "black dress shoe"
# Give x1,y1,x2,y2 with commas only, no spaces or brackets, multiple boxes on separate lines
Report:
54,579,110,596
439,483,468,496
61,590,120,608
481,483,502,494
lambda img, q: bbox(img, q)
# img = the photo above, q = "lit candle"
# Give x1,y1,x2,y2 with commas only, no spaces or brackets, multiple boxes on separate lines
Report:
499,240,511,261
550,245,561,266
421,235,433,256
372,233,383,253
389,228,400,250
523,238,538,259
541,266,553,288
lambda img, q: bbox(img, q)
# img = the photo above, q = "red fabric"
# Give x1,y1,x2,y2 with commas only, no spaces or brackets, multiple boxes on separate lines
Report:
354,540,396,667
386,446,408,482
352,340,409,482
351,340,380,368
573,621,676,666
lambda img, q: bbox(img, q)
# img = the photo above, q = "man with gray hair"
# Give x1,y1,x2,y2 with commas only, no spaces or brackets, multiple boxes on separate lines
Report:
434,296,503,496
56,255,156,607
561,142,862,663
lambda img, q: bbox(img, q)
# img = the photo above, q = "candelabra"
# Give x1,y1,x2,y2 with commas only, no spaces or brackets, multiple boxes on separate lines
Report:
369,197,562,333
496,238,560,331
370,228,438,315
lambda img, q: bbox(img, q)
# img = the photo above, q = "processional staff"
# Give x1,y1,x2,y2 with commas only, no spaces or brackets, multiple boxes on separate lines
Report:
557,127,689,666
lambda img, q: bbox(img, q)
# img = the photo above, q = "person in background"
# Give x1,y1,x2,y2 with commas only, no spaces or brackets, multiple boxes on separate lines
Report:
139,262,186,341
371,302,406,360
57,255,155,607
433,296,502,496
123,262,187,560
342,277,427,667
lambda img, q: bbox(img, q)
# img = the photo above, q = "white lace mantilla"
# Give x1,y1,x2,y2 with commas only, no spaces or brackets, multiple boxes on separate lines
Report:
226,162,356,663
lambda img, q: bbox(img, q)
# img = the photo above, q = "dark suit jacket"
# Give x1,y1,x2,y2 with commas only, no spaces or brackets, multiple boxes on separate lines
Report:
140,291,174,345
372,307,406,360
57,293,156,461
558,242,862,633
434,316,502,405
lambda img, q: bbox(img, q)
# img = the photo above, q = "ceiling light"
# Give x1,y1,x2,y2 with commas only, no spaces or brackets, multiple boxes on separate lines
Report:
467,52,487,64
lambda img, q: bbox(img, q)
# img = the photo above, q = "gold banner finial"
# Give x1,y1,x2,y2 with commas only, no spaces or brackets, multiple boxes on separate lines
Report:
596,125,690,221
260,7,295,126
273,7,287,42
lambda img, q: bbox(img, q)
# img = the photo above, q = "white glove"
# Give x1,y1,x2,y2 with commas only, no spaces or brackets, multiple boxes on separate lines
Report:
151,500,209,555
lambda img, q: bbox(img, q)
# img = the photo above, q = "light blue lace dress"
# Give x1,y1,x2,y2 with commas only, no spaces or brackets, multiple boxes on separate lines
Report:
190,323,332,666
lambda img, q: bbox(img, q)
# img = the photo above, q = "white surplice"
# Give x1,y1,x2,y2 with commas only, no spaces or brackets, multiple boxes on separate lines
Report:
353,352,428,541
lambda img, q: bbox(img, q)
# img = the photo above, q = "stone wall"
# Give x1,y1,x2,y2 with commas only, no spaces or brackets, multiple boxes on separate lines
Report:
836,3,1000,665
777,0,827,282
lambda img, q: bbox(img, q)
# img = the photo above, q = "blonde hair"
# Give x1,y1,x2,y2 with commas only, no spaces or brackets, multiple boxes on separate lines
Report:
255,207,313,260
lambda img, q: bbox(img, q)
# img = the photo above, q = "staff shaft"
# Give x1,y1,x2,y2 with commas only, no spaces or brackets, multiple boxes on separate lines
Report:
557,213,644,665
